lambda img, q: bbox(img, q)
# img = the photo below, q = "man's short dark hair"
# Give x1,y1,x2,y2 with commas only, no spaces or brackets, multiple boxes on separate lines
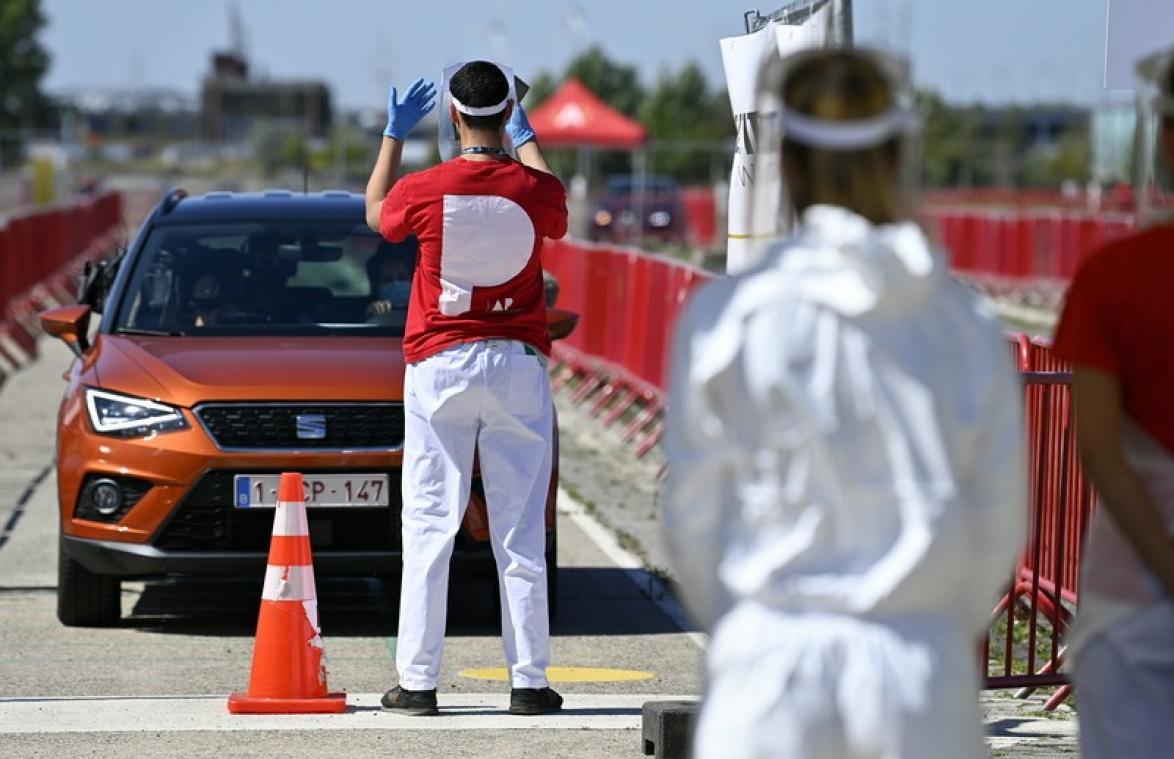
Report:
449,61,510,131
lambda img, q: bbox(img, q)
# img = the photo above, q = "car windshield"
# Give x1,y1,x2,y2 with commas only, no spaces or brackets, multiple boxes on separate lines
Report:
113,221,416,337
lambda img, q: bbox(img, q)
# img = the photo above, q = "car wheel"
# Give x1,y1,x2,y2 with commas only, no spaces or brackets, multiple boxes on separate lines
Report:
57,541,120,627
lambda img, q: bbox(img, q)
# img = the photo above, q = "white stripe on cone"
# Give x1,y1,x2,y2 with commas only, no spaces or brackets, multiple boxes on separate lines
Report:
261,564,317,602
271,500,309,536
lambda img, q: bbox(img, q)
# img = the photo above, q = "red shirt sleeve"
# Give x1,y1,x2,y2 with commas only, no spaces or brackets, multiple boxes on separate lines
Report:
529,171,568,240
1053,252,1119,374
379,175,414,243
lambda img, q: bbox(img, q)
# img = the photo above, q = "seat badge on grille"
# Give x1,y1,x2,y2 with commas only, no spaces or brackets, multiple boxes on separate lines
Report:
295,414,327,440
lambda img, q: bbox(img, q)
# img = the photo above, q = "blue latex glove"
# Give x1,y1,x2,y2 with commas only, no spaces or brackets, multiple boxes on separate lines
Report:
384,78,437,140
505,102,536,147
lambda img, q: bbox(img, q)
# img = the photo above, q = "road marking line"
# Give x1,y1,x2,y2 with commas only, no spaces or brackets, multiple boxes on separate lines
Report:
557,488,706,650
0,463,52,552
460,666,655,683
0,693,697,733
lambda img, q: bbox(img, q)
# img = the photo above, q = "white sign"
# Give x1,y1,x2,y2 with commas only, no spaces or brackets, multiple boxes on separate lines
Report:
720,6,832,274
1105,0,1174,89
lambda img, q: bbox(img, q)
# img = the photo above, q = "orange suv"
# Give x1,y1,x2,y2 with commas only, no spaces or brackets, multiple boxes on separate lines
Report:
41,189,576,626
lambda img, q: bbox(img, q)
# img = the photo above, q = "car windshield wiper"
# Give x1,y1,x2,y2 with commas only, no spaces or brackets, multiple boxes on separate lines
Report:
114,327,186,337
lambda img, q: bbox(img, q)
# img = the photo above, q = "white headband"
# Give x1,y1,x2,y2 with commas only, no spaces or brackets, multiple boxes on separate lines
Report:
451,95,509,117
780,106,919,150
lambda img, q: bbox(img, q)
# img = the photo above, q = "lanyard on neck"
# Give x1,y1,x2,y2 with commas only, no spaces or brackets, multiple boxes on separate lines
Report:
461,146,508,157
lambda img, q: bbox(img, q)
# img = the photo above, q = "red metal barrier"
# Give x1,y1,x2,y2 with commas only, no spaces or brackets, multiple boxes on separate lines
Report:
0,191,125,380
983,339,1092,710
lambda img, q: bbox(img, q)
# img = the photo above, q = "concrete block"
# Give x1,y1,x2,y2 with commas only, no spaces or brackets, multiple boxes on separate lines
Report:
642,699,699,759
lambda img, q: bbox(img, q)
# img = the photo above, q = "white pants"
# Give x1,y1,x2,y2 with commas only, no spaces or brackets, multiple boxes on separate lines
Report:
1073,600,1174,759
397,339,554,690
694,604,988,759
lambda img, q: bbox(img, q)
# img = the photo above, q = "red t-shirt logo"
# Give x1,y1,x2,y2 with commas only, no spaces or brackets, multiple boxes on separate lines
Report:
439,194,534,316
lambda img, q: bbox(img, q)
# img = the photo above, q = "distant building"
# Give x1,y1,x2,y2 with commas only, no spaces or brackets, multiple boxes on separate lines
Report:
200,51,333,142
56,88,200,142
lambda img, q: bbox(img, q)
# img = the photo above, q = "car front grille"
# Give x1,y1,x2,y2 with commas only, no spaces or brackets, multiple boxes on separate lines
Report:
195,403,405,450
153,469,402,552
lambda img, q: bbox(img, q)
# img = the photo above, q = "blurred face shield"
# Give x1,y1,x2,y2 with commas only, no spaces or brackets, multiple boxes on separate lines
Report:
437,61,521,161
751,47,922,252
1135,48,1174,226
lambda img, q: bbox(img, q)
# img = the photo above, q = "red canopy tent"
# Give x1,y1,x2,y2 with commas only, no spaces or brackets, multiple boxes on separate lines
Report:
529,78,647,149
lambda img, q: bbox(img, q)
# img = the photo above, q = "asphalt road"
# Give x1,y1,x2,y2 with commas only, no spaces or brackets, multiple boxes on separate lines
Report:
0,340,702,758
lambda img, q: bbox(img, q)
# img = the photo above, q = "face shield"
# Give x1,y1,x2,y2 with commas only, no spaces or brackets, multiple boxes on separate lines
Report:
437,61,528,161
749,47,921,259
1135,48,1174,226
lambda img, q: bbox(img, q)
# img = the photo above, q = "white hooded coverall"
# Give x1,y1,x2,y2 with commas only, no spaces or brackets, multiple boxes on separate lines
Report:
665,205,1026,759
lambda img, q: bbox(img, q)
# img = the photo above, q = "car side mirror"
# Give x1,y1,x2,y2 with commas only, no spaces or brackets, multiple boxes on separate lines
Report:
546,307,579,342
40,305,92,357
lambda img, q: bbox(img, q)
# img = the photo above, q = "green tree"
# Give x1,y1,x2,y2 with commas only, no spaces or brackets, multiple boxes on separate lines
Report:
639,62,731,182
524,70,557,110
918,89,983,187
1020,131,1091,187
0,0,52,166
563,46,645,117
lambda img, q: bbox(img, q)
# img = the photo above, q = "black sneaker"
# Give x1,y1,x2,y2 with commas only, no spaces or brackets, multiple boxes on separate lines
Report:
509,687,564,715
381,685,439,716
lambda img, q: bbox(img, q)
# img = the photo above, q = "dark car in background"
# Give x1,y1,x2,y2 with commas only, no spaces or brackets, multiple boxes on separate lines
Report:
588,174,686,244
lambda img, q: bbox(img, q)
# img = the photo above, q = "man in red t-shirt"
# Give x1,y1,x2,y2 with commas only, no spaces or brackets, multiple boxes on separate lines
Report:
1052,48,1174,759
365,62,567,717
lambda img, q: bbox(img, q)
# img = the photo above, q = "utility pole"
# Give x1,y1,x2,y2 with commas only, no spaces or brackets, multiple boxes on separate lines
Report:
834,0,853,46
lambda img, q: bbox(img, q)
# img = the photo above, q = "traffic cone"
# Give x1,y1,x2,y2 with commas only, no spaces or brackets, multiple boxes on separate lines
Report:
228,472,347,714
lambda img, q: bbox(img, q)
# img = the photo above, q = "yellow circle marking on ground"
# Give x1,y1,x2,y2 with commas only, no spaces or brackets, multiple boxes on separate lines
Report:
460,666,655,683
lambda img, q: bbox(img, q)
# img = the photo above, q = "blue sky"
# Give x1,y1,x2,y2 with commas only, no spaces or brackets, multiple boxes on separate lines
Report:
41,0,1115,108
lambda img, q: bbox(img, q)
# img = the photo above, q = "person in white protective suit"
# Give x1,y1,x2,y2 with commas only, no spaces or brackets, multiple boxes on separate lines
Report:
364,61,567,716
664,48,1026,759
1052,47,1174,759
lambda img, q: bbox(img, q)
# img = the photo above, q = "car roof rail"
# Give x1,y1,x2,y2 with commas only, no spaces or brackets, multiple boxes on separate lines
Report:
159,187,188,216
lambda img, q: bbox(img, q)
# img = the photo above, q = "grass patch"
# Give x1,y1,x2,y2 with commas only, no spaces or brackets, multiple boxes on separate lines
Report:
986,600,1076,709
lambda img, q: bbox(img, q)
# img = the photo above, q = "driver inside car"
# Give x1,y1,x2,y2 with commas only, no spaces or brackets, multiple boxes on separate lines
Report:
190,273,241,327
366,239,416,320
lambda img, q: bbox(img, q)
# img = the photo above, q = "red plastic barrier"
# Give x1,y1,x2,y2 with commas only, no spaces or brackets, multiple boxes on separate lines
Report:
1,190,124,338
680,187,717,248
0,228,11,307
923,208,1136,287
621,252,653,384
6,216,35,300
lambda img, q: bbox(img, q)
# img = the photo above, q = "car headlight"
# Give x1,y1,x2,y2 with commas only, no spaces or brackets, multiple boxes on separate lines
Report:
84,388,188,437
648,211,672,228
594,209,613,227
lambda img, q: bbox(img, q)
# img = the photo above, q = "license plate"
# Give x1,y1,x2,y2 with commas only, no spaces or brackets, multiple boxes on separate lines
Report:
233,474,391,508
